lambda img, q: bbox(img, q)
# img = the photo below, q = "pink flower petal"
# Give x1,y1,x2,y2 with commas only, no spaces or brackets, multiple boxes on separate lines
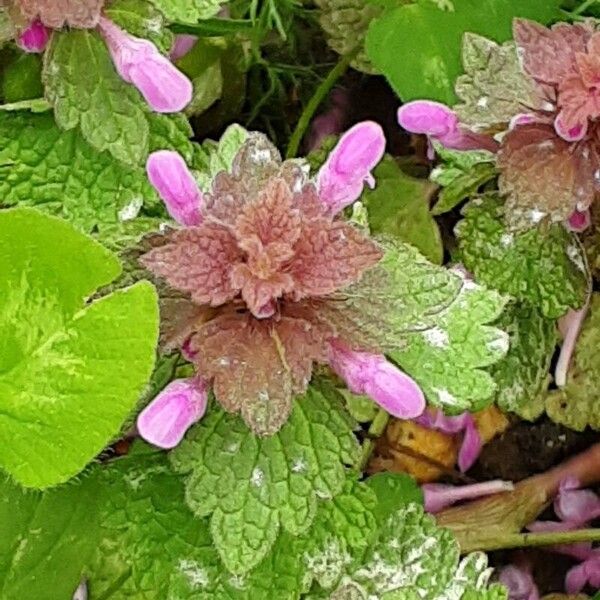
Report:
566,553,600,594
554,476,600,524
415,409,483,472
555,112,588,142
17,20,49,53
423,480,514,513
146,150,203,226
327,339,425,419
170,34,197,61
137,377,208,449
498,565,540,600
555,301,590,388
98,17,192,113
509,113,537,130
316,121,386,215
567,209,591,232
397,100,459,138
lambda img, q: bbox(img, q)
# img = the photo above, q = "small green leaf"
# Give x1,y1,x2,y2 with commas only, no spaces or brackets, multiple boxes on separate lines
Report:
546,294,600,431
104,0,173,52
0,111,164,233
365,472,423,524
365,0,561,104
490,302,556,420
456,194,589,319
392,266,508,413
362,156,443,264
0,208,159,488
43,29,150,165
339,389,379,423
170,381,360,575
1,53,43,103
150,0,225,22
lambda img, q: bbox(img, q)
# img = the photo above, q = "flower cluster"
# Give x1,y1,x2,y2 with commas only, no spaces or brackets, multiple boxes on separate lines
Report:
7,1,192,113
137,122,428,445
398,19,600,230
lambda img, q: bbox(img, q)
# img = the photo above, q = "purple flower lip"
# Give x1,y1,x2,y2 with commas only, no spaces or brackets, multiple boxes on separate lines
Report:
423,480,514,513
17,20,50,53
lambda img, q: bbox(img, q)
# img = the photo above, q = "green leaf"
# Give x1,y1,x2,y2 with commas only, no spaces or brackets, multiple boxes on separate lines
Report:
365,472,423,524
0,208,159,488
1,53,43,103
314,0,384,73
43,29,150,165
489,302,556,420
456,194,589,319
365,0,561,104
392,264,508,413
0,98,51,112
339,389,379,423
104,0,173,52
362,156,443,264
170,380,360,574
0,111,164,233
546,293,600,431
454,33,544,130
0,449,235,599
149,0,225,22
329,504,507,599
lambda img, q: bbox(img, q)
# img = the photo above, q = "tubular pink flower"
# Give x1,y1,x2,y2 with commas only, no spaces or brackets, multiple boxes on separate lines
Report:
554,476,600,524
316,121,386,215
555,112,588,142
415,409,482,472
566,552,600,594
555,298,590,388
98,17,192,113
146,150,203,226
170,34,198,61
137,377,208,449
397,100,499,153
423,480,514,513
498,565,540,600
17,20,49,53
327,339,425,419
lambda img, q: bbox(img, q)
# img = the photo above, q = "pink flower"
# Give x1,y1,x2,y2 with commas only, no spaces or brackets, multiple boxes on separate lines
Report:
327,339,425,419
307,88,349,151
146,150,203,226
397,100,499,155
415,408,482,472
555,298,590,388
98,17,192,113
498,565,540,600
17,20,49,53
566,552,600,594
554,476,600,524
170,34,197,61
137,377,208,448
567,208,592,232
423,480,514,513
316,121,386,215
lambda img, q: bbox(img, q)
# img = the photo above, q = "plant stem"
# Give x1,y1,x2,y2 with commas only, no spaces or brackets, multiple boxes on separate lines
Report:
573,0,598,15
285,48,357,159
357,408,390,471
469,528,600,552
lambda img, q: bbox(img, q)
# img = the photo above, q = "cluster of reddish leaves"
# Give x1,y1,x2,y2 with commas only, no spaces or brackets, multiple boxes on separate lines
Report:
141,135,383,434
2,0,104,28
498,20,600,225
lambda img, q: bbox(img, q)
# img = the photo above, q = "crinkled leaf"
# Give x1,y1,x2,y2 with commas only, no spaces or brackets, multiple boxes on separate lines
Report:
365,472,423,524
456,194,589,319
148,0,225,22
329,504,506,599
490,302,556,420
0,208,159,488
169,380,360,574
0,111,165,234
104,0,173,52
365,0,561,104
148,111,196,161
430,146,496,216
11,0,105,28
454,34,544,130
546,293,600,431
314,0,384,73
362,156,443,264
2,53,43,104
43,29,150,165
392,269,508,413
